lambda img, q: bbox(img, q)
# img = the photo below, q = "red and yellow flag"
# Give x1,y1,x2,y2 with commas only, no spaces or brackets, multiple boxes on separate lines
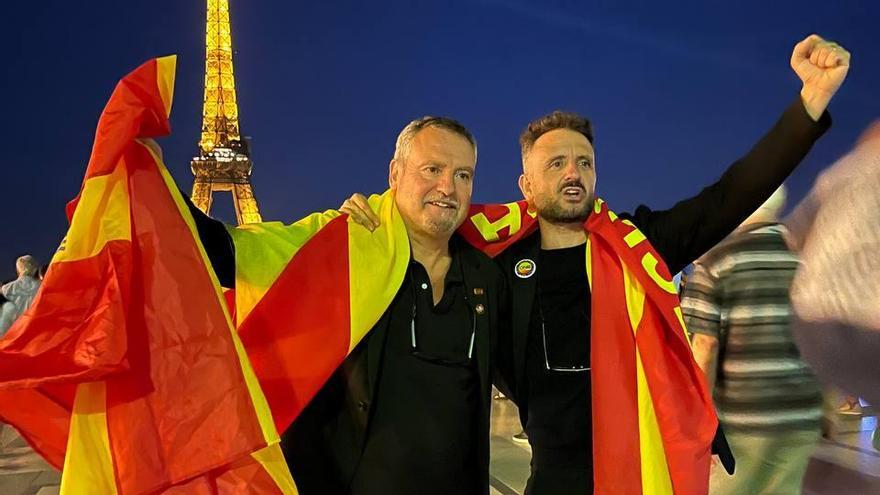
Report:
0,57,294,494
460,199,717,495
0,56,413,493
227,188,410,433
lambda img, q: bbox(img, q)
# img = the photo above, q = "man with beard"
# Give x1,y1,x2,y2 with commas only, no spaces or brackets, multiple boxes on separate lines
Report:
342,34,849,494
188,117,508,495
501,34,846,495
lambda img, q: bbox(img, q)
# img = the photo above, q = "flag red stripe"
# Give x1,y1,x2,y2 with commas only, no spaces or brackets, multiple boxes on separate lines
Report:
99,143,267,493
637,309,712,493
592,206,715,494
0,240,131,387
590,235,643,494
162,453,283,494
238,215,352,432
0,386,73,469
66,59,170,220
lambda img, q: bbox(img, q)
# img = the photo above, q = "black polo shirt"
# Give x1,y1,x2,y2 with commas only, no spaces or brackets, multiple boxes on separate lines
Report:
350,246,481,495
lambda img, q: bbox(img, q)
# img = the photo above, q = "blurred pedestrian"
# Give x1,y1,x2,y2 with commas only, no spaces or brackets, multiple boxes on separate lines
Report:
0,255,42,334
0,294,16,337
786,121,880,406
682,186,824,495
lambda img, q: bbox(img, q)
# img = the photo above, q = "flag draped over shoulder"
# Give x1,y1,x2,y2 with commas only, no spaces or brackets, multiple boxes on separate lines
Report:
459,199,718,495
226,190,411,432
0,57,295,494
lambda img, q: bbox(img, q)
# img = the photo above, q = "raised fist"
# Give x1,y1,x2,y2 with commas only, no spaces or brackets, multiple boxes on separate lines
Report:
791,34,851,120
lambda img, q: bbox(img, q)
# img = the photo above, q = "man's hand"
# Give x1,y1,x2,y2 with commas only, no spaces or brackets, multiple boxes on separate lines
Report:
791,34,851,121
340,193,380,231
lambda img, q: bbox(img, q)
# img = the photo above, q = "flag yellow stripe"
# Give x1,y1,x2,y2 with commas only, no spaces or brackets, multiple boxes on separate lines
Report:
252,444,299,494
585,239,592,291
155,55,176,119
635,353,674,494
623,265,646,331
60,382,118,495
348,191,410,352
143,140,279,450
53,161,130,264
623,265,673,495
673,306,690,340
229,211,342,325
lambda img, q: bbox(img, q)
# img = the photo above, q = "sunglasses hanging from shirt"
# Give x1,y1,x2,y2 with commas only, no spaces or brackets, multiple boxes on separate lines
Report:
537,274,591,373
408,269,477,367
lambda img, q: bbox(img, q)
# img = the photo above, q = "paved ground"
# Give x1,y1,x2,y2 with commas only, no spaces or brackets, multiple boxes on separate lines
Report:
2,401,877,494
489,398,880,495
0,424,59,495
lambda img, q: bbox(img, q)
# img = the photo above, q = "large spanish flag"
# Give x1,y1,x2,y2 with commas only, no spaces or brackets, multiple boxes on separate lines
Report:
0,56,412,493
460,200,718,495
0,57,296,494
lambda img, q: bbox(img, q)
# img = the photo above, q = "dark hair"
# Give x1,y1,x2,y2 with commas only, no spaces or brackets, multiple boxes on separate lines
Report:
519,111,594,159
394,116,477,162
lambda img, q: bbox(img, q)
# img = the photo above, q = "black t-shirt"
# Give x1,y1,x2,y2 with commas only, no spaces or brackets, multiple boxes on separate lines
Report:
525,244,593,470
350,254,480,495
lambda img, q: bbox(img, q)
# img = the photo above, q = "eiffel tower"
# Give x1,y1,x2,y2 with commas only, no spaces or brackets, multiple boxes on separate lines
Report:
190,0,262,224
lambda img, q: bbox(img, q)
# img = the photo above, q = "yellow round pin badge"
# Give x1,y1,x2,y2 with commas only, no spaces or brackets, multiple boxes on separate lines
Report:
515,259,536,279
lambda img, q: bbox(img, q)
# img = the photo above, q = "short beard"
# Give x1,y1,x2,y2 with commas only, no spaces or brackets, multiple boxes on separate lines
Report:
423,213,460,235
537,200,592,224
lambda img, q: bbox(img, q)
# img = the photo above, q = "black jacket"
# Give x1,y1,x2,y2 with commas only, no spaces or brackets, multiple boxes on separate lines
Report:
494,97,831,474
277,236,508,495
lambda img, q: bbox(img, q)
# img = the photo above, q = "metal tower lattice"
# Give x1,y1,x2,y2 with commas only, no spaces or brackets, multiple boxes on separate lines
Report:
190,0,262,225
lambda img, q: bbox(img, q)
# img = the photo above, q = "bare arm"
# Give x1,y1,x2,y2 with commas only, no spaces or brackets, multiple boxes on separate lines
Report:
691,334,720,393
681,262,724,392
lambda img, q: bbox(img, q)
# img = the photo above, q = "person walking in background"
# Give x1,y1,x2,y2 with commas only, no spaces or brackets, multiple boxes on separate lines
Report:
682,186,824,494
0,294,16,337
785,120,880,409
0,255,41,334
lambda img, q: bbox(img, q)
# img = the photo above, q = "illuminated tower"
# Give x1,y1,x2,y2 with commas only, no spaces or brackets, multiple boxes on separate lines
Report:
190,0,262,224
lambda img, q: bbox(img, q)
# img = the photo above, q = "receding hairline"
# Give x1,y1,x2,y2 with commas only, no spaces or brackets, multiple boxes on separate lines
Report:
519,110,594,165
521,128,595,171
393,116,478,165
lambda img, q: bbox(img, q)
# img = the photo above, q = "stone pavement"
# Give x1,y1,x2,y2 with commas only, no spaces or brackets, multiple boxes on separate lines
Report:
489,398,880,495
2,403,877,494
0,424,60,495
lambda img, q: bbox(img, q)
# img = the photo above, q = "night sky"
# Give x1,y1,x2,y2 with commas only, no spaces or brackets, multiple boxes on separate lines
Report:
2,1,878,279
